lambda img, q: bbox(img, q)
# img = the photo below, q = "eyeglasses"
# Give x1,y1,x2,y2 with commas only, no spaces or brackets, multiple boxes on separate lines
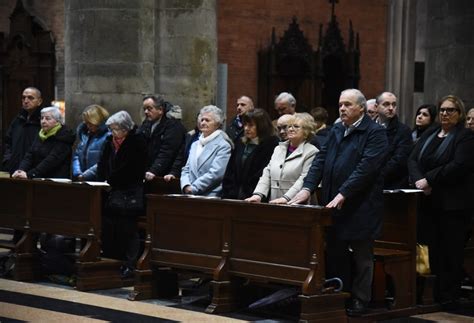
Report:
277,125,287,131
439,107,459,115
287,124,302,130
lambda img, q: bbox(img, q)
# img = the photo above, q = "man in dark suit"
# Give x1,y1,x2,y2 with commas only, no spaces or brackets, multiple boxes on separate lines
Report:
139,94,186,181
226,95,254,142
290,89,388,316
375,91,412,189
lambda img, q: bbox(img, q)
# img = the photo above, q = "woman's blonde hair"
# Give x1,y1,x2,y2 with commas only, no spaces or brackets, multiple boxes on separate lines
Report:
82,104,109,126
287,113,316,140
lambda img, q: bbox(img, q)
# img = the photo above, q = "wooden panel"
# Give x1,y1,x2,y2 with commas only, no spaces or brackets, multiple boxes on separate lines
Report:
0,178,29,229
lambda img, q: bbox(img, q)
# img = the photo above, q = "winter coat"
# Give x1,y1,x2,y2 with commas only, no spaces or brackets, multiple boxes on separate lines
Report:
380,116,412,189
2,108,41,174
253,140,318,201
180,130,232,196
303,115,388,240
222,135,279,199
138,116,186,176
18,125,76,179
72,123,109,180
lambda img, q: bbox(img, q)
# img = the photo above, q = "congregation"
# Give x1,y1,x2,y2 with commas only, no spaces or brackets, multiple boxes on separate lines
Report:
2,86,474,316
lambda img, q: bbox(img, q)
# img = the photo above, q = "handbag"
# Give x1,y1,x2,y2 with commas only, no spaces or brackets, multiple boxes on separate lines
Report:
107,185,144,212
416,243,431,275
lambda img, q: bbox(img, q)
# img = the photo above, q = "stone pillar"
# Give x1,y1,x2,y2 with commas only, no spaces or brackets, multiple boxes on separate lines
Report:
64,0,217,129
385,0,417,125
155,0,217,127
424,1,474,109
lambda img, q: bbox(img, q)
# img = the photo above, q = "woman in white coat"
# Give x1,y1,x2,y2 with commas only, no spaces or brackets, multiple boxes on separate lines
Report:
246,113,318,204
180,105,232,196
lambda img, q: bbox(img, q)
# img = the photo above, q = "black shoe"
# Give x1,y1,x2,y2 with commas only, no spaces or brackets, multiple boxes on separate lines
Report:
346,298,368,317
120,266,134,279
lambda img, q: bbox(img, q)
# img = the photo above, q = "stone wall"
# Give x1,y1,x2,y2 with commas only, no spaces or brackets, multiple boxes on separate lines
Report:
65,0,217,129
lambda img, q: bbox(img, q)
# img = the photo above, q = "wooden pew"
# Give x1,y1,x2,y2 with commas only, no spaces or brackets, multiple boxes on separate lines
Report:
0,178,122,290
372,191,418,310
131,195,348,322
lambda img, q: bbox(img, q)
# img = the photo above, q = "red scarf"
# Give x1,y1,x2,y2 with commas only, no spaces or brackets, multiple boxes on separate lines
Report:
112,136,125,152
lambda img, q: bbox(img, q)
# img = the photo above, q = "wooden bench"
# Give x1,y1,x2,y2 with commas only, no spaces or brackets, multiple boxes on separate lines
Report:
131,194,348,322
372,191,419,310
0,178,122,290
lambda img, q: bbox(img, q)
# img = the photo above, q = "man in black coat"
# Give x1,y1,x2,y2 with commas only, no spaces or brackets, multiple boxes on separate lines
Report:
226,95,254,142
139,94,186,181
2,87,43,174
290,89,388,316
375,92,413,189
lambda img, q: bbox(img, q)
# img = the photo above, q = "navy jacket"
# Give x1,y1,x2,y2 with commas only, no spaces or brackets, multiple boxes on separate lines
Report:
2,108,41,174
380,116,412,189
303,115,388,240
222,135,279,200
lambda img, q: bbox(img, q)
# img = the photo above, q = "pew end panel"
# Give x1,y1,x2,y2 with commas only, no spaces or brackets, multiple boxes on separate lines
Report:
372,191,418,310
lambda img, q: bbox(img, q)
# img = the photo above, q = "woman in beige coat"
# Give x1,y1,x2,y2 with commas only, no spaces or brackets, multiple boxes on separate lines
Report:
246,113,318,204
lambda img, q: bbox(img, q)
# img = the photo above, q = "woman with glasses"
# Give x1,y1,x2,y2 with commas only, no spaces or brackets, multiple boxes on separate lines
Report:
96,110,147,279
246,113,318,204
408,95,474,305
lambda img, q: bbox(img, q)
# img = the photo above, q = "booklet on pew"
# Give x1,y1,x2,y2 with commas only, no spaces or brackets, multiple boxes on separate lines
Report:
34,178,72,183
383,189,423,194
79,181,110,187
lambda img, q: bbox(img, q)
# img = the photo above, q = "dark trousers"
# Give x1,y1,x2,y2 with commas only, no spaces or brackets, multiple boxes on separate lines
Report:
101,209,139,269
426,209,471,302
325,229,374,303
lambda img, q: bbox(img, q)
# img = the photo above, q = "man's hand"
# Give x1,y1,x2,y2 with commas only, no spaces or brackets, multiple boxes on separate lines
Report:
288,190,310,205
415,178,432,195
326,193,345,209
163,174,176,182
12,170,27,179
145,171,156,181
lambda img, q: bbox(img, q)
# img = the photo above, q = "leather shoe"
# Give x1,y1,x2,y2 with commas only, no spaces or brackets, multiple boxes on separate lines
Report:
120,266,134,279
346,298,368,316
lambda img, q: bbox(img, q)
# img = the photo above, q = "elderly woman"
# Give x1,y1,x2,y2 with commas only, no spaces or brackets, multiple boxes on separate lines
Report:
12,107,75,179
72,104,110,180
180,105,232,196
412,104,437,142
466,107,474,131
96,110,147,279
222,109,279,199
408,95,474,304
246,113,318,204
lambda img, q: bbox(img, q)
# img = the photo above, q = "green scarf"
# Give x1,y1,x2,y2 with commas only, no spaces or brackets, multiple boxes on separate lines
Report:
39,123,62,141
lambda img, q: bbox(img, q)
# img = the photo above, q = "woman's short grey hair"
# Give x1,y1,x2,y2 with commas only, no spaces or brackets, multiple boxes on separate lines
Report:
341,89,367,111
275,92,296,107
199,105,225,127
41,106,63,124
106,110,135,131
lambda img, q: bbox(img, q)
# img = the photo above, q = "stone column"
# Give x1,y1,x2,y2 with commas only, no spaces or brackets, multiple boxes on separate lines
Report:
385,0,417,125
424,1,474,109
64,0,217,129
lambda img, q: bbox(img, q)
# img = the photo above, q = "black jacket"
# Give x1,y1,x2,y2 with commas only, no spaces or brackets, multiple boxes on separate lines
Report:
408,123,474,211
97,127,147,190
139,116,186,176
380,116,412,189
222,135,279,199
2,108,41,174
19,125,75,179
